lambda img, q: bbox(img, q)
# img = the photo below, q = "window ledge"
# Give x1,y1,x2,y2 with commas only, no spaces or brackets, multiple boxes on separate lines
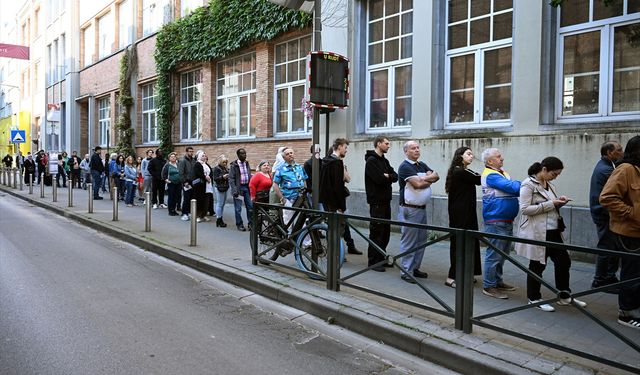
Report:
540,120,640,132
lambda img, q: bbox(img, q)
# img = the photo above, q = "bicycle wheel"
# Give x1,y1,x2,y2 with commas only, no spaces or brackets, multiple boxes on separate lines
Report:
294,223,344,277
255,209,284,262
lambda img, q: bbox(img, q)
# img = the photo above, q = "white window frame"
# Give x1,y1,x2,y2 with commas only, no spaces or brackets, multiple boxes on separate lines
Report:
444,0,513,128
365,0,413,132
141,83,158,144
98,97,110,147
98,12,114,59
555,3,640,123
142,0,171,37
180,70,202,141
274,36,312,135
217,52,256,139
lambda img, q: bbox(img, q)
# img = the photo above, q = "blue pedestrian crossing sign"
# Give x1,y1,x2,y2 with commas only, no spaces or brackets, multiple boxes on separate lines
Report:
10,130,26,143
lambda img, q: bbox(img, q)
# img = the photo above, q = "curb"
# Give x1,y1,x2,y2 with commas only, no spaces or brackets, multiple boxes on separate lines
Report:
3,187,580,374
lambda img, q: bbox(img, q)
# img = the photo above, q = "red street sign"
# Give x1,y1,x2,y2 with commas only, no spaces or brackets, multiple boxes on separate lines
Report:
0,43,30,60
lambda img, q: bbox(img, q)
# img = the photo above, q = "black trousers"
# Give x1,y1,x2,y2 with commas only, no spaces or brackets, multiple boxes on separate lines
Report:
368,203,391,266
151,177,165,205
527,230,572,300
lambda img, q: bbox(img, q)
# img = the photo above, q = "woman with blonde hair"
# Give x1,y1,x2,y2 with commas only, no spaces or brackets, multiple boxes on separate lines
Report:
213,155,230,227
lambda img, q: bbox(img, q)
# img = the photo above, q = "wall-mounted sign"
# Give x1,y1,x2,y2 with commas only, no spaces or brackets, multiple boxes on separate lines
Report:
305,51,349,109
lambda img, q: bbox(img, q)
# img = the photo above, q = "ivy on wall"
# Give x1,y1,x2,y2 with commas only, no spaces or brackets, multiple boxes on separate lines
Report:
115,45,137,157
154,0,312,156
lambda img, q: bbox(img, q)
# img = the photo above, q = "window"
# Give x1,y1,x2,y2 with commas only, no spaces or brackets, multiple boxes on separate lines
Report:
98,97,111,146
367,0,413,130
83,25,94,67
34,8,40,36
217,53,256,139
181,0,203,17
59,34,65,79
46,44,52,85
51,39,58,82
274,36,312,134
22,22,29,44
445,0,512,126
98,12,114,59
143,0,171,37
119,0,134,49
35,62,40,90
180,70,202,140
142,83,158,143
557,0,639,121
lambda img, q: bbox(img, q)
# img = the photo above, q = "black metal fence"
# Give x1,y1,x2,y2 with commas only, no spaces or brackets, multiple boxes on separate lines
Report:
251,202,640,373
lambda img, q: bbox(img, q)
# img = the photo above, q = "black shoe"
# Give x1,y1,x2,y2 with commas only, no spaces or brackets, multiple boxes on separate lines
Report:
347,246,363,255
383,263,394,268
168,211,179,216
93,196,103,200
401,275,417,284
592,278,620,294
237,225,246,232
372,266,386,272
216,219,228,228
413,270,429,279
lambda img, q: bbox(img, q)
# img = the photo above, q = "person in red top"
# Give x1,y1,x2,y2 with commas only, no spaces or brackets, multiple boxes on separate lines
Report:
250,160,273,203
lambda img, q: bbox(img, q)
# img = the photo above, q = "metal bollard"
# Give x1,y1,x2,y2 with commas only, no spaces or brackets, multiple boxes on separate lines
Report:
13,169,18,189
29,173,33,194
88,183,93,213
52,179,58,202
112,187,118,221
1,168,4,185
68,181,73,207
144,192,151,232
190,199,197,246
18,170,23,191
40,174,45,198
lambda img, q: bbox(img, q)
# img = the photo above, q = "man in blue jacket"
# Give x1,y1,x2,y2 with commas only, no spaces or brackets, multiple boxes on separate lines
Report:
481,148,521,299
589,140,623,290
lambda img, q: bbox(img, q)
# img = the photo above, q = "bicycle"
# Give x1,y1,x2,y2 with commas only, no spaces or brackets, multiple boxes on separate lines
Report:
254,189,344,277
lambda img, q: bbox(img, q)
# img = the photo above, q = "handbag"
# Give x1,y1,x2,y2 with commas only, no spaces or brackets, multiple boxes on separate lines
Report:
557,214,566,232
343,186,350,197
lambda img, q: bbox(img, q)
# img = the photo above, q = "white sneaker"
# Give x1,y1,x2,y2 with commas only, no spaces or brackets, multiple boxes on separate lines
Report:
529,299,555,312
181,214,190,221
159,203,167,208
196,218,202,223
153,204,158,209
558,298,587,308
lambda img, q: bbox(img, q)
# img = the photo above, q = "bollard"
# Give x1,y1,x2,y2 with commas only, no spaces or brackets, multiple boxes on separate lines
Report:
190,199,197,246
13,169,18,189
88,183,93,213
40,174,45,198
18,170,23,191
1,168,4,185
68,181,73,207
52,179,58,202
29,173,33,194
144,192,151,232
112,187,118,221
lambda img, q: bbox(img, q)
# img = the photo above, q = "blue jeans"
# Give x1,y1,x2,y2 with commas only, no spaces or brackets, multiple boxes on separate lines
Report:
483,221,513,288
215,188,228,217
399,206,428,275
233,184,253,226
91,170,102,198
125,180,135,205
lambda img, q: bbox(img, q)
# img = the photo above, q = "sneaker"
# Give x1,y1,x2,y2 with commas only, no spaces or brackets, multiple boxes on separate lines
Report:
529,299,555,312
126,204,133,207
203,217,211,222
153,204,158,209
497,282,517,291
196,218,203,223
618,315,640,329
181,214,190,221
557,298,587,308
159,203,167,208
482,287,508,299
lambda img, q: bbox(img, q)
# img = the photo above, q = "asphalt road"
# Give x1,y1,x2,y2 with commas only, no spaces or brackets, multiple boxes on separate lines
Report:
0,193,455,375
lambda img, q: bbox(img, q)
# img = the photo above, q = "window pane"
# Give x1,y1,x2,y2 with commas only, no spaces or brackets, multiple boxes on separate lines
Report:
275,65,285,85
384,39,399,62
385,0,399,15
630,0,640,13
292,85,305,132
250,93,256,136
190,106,199,138
242,73,252,91
493,11,512,41
562,31,600,115
369,20,383,42
562,75,599,115
300,36,311,55
483,86,510,120
450,90,474,122
470,17,490,45
181,106,188,138
484,47,511,86
613,23,640,112
401,36,412,59
370,0,383,20
287,61,298,82
299,60,306,81
594,0,623,21
385,15,399,38
448,0,467,23
402,0,412,11
470,0,490,18
369,43,383,65
287,40,298,61
450,54,475,91
560,0,589,27
143,113,149,143
494,0,512,12
240,96,248,135
563,31,600,75
370,70,388,128
401,12,412,35
217,99,226,138
395,65,412,97
449,23,467,49
395,65,412,126
229,98,237,136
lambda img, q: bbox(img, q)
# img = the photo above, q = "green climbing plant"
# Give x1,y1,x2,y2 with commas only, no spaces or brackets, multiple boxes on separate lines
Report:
154,0,312,156
115,45,137,157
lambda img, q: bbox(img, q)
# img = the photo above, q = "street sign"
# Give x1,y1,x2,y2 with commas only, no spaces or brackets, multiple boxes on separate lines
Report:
305,51,349,109
10,130,26,143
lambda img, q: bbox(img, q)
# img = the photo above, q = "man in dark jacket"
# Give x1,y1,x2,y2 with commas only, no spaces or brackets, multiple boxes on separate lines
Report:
89,146,105,199
3,153,13,168
590,140,624,290
68,151,82,188
177,146,196,220
229,148,252,231
364,136,398,271
147,148,167,209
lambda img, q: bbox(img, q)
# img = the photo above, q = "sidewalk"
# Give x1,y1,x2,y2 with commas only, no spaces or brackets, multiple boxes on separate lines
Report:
2,184,638,374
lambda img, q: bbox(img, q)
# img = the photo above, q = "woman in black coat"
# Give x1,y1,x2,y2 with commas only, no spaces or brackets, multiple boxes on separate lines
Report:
444,146,482,288
192,150,212,222
23,155,36,185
